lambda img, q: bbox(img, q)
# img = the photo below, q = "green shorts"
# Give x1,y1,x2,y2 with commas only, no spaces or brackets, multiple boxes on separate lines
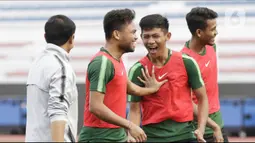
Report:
142,119,196,142
78,126,127,142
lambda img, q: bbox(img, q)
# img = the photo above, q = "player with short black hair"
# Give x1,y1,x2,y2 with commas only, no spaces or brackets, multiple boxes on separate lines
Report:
79,9,167,142
128,14,209,142
182,7,229,142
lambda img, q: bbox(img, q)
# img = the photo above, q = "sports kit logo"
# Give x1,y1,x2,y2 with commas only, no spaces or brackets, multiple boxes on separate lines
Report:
225,8,246,28
158,72,168,80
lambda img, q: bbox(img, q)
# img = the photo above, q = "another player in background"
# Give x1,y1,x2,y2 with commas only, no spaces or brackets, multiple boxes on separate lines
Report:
181,7,228,142
26,15,78,142
127,14,209,142
78,9,167,142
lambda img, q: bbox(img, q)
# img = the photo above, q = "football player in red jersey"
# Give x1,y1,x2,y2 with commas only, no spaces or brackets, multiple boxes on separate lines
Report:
181,7,228,142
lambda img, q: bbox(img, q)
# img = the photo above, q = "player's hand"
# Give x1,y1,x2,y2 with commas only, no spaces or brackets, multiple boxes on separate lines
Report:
138,65,168,92
127,132,136,142
213,126,224,142
127,122,147,142
194,129,206,142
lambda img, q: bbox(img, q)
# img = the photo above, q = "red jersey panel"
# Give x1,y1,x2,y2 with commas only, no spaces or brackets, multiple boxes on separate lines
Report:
83,51,127,128
139,50,193,125
181,45,220,114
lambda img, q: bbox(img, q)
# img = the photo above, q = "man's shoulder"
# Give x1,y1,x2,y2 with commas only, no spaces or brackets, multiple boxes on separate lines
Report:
135,55,152,67
27,54,61,89
169,50,188,61
180,54,200,71
90,51,116,62
130,61,143,68
181,54,197,63
88,54,113,70
31,52,61,72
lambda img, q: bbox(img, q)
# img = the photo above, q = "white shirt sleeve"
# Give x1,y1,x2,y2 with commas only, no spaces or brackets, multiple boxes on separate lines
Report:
47,67,72,123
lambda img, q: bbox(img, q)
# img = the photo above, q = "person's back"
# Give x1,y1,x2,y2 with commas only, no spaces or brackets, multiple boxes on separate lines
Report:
26,44,78,142
25,14,78,142
26,51,55,141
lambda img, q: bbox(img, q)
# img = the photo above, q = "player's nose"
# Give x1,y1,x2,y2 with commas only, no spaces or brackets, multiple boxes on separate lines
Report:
147,37,155,44
215,29,218,36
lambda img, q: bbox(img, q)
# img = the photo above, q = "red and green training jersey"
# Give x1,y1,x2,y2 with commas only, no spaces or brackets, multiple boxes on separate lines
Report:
79,48,127,142
128,49,204,142
181,41,224,135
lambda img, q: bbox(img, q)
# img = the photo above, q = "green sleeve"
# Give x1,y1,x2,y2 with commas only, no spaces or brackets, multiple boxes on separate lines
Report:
127,62,144,102
182,54,204,89
213,44,216,52
87,55,114,93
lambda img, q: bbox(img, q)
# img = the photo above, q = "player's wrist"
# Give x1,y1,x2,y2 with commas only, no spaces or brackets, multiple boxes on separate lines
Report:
197,126,205,135
126,120,132,130
212,124,221,131
150,86,159,93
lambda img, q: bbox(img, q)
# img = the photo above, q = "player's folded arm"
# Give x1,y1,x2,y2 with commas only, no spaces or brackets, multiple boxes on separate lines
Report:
48,67,72,122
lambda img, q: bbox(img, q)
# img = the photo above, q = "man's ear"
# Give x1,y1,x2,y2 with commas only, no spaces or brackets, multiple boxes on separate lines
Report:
166,32,171,41
68,34,75,44
112,30,121,40
196,29,202,38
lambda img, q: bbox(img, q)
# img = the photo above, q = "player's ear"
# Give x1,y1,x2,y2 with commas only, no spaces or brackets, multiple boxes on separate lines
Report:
113,30,120,40
166,32,171,40
196,29,202,38
68,34,75,44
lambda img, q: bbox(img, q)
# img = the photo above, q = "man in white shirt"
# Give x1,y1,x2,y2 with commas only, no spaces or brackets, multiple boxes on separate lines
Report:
25,15,78,142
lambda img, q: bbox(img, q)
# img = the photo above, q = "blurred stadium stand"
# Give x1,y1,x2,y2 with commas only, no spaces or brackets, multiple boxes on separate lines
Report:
0,1,255,136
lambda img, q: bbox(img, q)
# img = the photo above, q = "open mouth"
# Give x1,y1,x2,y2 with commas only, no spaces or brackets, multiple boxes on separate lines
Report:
148,47,158,54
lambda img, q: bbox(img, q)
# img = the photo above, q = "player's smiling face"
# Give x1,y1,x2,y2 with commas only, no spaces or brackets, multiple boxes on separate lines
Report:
118,22,138,53
201,19,218,46
141,28,170,57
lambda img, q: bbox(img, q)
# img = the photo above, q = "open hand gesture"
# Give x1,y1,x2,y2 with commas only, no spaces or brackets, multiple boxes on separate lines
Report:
138,65,168,92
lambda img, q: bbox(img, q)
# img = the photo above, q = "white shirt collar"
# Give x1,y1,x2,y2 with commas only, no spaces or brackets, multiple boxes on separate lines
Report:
45,43,70,61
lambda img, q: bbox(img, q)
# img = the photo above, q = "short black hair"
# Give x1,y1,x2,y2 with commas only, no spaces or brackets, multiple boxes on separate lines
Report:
44,15,76,46
103,8,135,40
139,14,169,32
186,7,218,35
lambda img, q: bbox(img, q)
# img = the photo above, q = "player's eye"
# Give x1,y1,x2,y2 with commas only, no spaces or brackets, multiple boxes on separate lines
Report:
143,35,150,39
152,35,160,38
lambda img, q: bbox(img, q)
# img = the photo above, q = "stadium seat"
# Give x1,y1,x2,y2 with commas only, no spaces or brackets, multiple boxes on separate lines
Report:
244,98,255,127
0,99,21,126
220,98,243,127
